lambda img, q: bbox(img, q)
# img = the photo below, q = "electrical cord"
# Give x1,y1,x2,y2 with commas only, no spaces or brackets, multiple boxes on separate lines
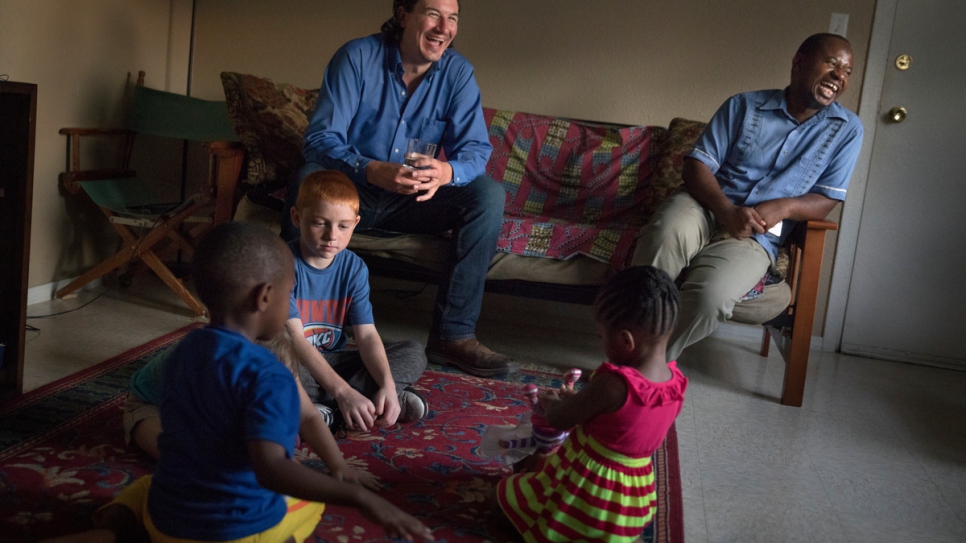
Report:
26,285,115,319
25,208,168,324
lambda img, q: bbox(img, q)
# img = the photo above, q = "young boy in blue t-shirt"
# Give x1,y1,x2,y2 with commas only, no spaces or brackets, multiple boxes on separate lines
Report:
287,170,428,432
42,222,432,543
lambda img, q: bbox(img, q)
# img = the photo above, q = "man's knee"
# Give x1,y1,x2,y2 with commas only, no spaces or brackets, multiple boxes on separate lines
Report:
681,280,746,324
466,175,507,216
686,294,732,324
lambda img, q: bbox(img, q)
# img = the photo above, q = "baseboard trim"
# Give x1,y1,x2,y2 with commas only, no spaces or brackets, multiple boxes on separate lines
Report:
712,322,826,353
27,278,104,307
841,343,966,371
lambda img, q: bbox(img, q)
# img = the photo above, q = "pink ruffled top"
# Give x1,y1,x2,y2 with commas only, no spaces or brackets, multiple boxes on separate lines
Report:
581,361,688,457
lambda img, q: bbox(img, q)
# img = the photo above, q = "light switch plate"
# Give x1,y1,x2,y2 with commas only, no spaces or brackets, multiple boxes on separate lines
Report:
829,13,849,38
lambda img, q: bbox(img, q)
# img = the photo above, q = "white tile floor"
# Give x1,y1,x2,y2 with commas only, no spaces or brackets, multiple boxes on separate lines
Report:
22,274,966,542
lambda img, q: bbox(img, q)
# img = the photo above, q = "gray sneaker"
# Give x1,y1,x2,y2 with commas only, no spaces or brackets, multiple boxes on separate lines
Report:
397,387,428,424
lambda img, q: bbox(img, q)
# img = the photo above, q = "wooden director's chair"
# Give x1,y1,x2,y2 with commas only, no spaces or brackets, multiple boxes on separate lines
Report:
57,72,243,317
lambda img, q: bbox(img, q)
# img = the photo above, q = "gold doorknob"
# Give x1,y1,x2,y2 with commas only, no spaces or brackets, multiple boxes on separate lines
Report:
888,106,907,123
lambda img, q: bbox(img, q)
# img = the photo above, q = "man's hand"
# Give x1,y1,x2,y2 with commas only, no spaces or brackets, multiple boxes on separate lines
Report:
365,159,453,202
406,156,453,202
372,386,401,428
365,161,424,195
334,387,377,431
719,204,767,239
752,199,789,231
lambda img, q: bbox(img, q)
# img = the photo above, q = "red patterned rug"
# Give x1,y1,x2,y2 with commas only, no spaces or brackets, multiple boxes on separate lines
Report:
0,325,683,542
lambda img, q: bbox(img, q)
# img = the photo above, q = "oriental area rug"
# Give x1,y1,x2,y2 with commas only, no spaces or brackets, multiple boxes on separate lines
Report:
0,324,683,543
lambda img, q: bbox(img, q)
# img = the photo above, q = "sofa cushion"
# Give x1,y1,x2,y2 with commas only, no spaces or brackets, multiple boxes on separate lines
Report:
483,108,667,268
651,117,707,194
220,72,318,187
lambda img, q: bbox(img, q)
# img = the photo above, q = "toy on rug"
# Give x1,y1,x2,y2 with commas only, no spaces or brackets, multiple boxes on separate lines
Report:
479,368,582,466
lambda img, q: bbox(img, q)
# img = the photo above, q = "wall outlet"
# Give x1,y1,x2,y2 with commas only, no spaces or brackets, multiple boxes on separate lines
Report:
829,13,849,38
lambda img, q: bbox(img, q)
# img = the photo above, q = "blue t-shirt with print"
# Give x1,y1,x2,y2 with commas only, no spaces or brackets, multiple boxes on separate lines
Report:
288,242,374,353
148,326,300,541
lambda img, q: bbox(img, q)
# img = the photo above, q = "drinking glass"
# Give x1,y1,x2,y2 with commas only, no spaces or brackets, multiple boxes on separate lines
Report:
404,138,437,169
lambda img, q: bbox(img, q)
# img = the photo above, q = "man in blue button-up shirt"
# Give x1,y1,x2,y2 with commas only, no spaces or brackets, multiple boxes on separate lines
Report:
633,33,864,361
283,0,519,379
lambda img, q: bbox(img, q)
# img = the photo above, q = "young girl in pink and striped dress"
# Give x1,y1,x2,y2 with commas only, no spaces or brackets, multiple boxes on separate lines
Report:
494,266,688,543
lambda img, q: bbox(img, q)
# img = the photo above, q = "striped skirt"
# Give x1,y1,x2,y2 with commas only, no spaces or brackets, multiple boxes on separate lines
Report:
496,425,656,542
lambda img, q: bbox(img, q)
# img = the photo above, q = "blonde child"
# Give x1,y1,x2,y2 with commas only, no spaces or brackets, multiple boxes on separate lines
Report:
494,266,688,543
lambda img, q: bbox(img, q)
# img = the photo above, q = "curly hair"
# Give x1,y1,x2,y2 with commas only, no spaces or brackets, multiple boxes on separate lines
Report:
594,266,680,337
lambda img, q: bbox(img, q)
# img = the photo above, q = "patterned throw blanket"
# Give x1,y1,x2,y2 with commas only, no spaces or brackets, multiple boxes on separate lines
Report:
221,72,681,269
485,108,670,268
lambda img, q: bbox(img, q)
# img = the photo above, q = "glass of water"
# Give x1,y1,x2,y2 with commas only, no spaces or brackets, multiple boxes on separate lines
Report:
404,138,437,169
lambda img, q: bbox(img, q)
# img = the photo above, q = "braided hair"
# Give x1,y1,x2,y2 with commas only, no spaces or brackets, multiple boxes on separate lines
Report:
594,266,680,338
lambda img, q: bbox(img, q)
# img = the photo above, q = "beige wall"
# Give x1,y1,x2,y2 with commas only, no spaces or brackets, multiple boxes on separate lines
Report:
1,0,193,290
190,0,874,119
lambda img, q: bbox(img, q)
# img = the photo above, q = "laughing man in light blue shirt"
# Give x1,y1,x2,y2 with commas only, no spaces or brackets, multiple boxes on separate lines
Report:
633,33,864,361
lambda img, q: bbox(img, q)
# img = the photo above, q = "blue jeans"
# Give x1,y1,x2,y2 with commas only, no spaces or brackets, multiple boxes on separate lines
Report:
283,163,505,340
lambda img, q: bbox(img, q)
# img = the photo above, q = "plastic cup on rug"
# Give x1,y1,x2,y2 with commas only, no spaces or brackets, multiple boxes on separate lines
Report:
404,138,437,169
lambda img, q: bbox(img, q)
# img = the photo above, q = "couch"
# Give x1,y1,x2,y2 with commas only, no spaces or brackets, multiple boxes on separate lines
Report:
214,72,837,407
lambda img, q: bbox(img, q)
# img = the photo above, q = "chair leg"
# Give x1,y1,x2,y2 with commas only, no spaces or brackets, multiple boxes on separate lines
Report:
139,250,207,317
760,327,771,357
56,244,140,298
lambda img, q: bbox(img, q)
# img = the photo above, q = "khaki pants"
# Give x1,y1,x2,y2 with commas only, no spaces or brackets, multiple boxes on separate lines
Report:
632,190,772,360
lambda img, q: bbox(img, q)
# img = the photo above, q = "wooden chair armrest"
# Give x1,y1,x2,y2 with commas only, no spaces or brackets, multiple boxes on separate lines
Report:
59,169,137,194
207,142,246,225
803,219,838,231
60,127,137,176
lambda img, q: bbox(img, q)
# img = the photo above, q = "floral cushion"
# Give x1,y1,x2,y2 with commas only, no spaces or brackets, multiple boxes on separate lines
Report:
220,72,318,187
650,117,707,197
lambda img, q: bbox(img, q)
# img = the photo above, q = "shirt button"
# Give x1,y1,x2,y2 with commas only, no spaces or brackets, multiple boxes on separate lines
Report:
354,169,358,173
401,120,405,124
401,91,406,95
394,149,399,153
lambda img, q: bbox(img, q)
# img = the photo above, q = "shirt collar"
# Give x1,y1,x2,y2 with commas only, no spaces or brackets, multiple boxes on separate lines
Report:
386,41,442,77
761,87,849,123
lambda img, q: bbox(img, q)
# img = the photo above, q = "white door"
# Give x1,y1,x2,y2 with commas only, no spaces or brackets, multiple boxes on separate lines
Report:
840,0,966,369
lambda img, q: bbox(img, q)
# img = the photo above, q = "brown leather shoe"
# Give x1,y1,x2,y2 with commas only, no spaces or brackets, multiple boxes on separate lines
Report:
426,337,521,377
